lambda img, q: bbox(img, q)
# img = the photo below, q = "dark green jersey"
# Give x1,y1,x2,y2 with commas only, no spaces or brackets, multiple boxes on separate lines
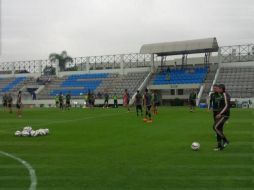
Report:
66,94,71,101
104,93,109,101
153,93,159,103
135,93,142,106
144,92,152,106
7,95,13,104
209,92,222,111
218,92,231,116
189,92,197,100
3,94,8,103
59,95,63,103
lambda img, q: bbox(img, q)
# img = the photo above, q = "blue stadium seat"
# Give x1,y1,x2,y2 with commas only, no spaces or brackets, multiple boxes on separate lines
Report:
50,73,108,96
153,67,207,85
1,77,26,93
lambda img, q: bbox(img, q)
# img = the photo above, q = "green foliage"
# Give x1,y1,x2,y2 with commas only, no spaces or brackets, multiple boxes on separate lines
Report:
49,51,73,71
43,66,56,75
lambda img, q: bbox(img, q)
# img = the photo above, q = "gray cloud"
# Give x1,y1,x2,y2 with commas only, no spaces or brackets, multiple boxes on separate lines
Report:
1,0,254,62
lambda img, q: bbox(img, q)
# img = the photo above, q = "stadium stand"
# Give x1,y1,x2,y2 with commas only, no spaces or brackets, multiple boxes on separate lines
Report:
0,77,26,93
216,66,254,98
200,64,218,101
50,73,108,96
95,72,148,97
152,66,208,85
37,72,148,99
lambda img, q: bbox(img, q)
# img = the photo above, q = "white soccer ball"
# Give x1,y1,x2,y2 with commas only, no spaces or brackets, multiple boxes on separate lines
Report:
191,142,200,151
15,131,22,136
38,129,46,136
44,128,49,134
22,131,30,137
34,130,40,137
23,126,32,132
30,130,36,137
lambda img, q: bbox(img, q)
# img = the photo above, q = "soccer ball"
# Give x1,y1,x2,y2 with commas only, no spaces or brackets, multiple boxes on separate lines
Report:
191,142,200,151
22,131,30,137
44,128,49,134
23,126,32,133
30,130,36,137
15,131,22,136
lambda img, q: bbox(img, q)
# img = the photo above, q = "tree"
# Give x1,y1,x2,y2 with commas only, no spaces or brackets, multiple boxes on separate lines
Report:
49,51,73,71
43,66,56,75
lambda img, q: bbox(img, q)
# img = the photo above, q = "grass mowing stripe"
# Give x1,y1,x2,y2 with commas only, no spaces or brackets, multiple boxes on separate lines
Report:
0,107,253,189
0,151,37,190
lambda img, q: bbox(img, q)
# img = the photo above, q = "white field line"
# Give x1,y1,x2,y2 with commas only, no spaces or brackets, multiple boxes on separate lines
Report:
1,111,131,130
0,151,37,190
31,111,129,128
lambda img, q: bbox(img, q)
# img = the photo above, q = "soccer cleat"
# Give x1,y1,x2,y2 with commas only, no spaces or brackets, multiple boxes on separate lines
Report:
143,118,147,122
146,119,153,123
223,141,229,148
213,146,223,151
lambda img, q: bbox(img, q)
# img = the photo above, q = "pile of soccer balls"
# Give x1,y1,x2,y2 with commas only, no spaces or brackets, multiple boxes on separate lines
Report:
14,126,50,137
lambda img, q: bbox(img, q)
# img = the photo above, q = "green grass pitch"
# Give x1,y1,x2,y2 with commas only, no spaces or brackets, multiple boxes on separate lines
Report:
0,107,253,190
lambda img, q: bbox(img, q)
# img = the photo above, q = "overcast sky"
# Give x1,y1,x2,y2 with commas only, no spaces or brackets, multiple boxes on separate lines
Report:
0,0,254,62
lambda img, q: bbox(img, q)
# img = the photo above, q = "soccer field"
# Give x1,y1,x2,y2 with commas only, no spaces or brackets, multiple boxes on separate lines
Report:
0,107,253,190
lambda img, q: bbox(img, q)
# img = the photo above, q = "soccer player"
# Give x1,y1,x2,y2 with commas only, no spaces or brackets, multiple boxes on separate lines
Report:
123,89,130,112
2,93,8,112
87,91,92,108
189,89,197,112
152,90,159,115
103,92,109,108
59,92,64,110
113,93,118,108
91,92,95,108
55,94,59,108
65,92,71,110
16,91,22,118
135,90,143,116
211,84,231,151
7,93,13,113
143,88,152,123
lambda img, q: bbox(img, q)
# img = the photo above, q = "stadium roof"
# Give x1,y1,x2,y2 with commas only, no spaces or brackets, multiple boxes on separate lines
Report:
140,37,219,56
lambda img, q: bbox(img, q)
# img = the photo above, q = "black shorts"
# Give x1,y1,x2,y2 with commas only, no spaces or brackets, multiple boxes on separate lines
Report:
3,102,7,107
136,105,142,110
146,105,152,111
104,100,108,104
190,100,195,106
66,101,70,105
16,103,21,109
154,102,159,107
8,103,12,108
